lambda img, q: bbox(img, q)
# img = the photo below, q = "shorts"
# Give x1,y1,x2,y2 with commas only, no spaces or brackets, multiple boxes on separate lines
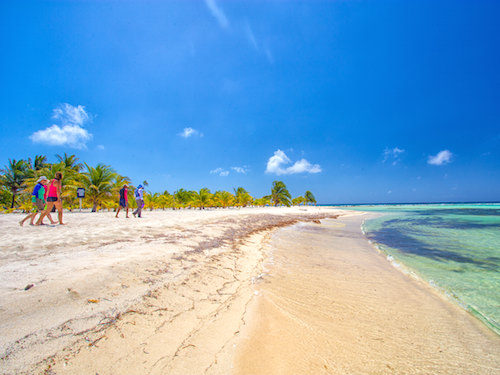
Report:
47,197,58,202
119,198,128,208
33,198,45,211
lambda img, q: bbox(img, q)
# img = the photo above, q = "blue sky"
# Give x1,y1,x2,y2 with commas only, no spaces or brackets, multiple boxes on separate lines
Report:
1,0,499,204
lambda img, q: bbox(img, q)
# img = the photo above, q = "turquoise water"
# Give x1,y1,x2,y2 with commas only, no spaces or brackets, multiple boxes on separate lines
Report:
342,204,500,335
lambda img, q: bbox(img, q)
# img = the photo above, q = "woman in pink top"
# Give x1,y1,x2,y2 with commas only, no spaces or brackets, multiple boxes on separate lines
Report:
37,172,65,225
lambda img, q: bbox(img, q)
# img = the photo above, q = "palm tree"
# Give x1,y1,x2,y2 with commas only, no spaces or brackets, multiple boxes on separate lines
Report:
0,185,12,209
214,190,235,208
292,196,305,206
304,190,317,206
144,191,160,210
0,159,33,208
234,187,253,207
158,191,174,210
189,188,213,210
80,163,117,212
267,180,291,207
254,196,271,207
40,161,76,186
33,155,48,171
56,153,83,172
174,188,193,209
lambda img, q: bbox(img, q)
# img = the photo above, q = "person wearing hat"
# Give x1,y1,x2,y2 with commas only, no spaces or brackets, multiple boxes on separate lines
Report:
19,176,56,226
37,172,64,225
115,184,130,218
132,184,145,218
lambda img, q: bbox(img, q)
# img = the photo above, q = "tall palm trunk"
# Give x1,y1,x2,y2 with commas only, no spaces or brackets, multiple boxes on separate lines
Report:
10,189,17,208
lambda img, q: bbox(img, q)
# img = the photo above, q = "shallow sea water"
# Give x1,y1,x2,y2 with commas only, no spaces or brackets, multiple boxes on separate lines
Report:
342,204,500,335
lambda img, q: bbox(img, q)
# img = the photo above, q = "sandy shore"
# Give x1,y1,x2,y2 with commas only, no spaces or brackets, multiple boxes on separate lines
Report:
235,216,500,374
1,208,499,374
0,206,341,374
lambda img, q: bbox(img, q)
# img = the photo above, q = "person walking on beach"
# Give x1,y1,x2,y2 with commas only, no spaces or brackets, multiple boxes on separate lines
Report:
115,184,130,218
36,172,65,225
19,176,56,226
133,184,144,218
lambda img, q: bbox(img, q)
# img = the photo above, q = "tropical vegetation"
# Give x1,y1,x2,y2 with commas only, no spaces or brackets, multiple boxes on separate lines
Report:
0,154,318,212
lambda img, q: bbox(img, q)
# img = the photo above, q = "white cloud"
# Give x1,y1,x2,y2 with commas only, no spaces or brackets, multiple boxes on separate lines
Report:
287,159,322,174
30,103,92,149
383,147,405,165
210,167,229,177
204,0,229,29
97,145,105,150
52,103,89,126
428,150,453,166
231,166,247,174
179,127,202,138
265,149,322,175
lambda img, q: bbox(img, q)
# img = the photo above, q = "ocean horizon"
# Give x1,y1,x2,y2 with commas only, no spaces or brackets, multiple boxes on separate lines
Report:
323,201,500,207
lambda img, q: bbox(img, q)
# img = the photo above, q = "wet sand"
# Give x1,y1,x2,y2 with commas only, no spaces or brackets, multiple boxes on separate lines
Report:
235,215,500,374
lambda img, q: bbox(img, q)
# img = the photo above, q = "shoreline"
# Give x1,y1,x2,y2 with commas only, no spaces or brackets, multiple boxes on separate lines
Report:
0,207,342,374
1,208,498,374
234,214,500,374
359,212,500,337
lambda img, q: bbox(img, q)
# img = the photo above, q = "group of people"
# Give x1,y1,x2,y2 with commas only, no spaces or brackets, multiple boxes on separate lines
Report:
19,174,146,226
19,173,64,226
115,184,145,218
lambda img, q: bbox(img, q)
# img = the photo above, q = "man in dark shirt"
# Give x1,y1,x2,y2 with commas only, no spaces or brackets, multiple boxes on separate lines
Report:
115,184,129,218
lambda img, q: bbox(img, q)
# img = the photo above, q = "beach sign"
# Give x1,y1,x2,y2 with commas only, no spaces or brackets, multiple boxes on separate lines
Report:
77,188,85,211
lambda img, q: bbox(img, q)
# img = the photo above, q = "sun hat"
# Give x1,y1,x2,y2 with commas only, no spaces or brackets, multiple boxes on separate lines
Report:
37,176,48,183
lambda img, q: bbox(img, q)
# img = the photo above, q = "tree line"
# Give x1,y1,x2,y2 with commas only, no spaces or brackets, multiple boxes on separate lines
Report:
0,154,317,212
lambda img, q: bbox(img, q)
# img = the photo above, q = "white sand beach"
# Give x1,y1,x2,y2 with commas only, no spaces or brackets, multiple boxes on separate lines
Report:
1,207,499,374
0,206,341,374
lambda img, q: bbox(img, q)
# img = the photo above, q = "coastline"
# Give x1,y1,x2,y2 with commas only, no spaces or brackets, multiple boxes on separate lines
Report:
234,214,500,374
358,207,500,337
0,207,341,374
1,208,499,374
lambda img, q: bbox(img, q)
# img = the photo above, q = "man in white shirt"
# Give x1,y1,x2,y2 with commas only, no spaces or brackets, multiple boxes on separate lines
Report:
133,185,145,218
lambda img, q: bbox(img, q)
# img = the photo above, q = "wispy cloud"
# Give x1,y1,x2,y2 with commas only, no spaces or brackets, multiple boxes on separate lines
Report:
210,167,229,177
265,149,321,175
210,166,248,177
263,43,274,64
204,0,229,29
179,127,203,138
383,147,405,165
30,103,92,149
244,22,258,50
231,166,248,174
428,150,453,166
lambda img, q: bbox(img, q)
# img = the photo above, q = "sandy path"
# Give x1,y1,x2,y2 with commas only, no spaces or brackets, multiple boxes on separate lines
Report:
235,215,500,374
0,207,340,374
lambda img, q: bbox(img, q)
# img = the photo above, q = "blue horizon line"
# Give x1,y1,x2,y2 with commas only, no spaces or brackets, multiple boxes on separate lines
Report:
319,201,500,207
